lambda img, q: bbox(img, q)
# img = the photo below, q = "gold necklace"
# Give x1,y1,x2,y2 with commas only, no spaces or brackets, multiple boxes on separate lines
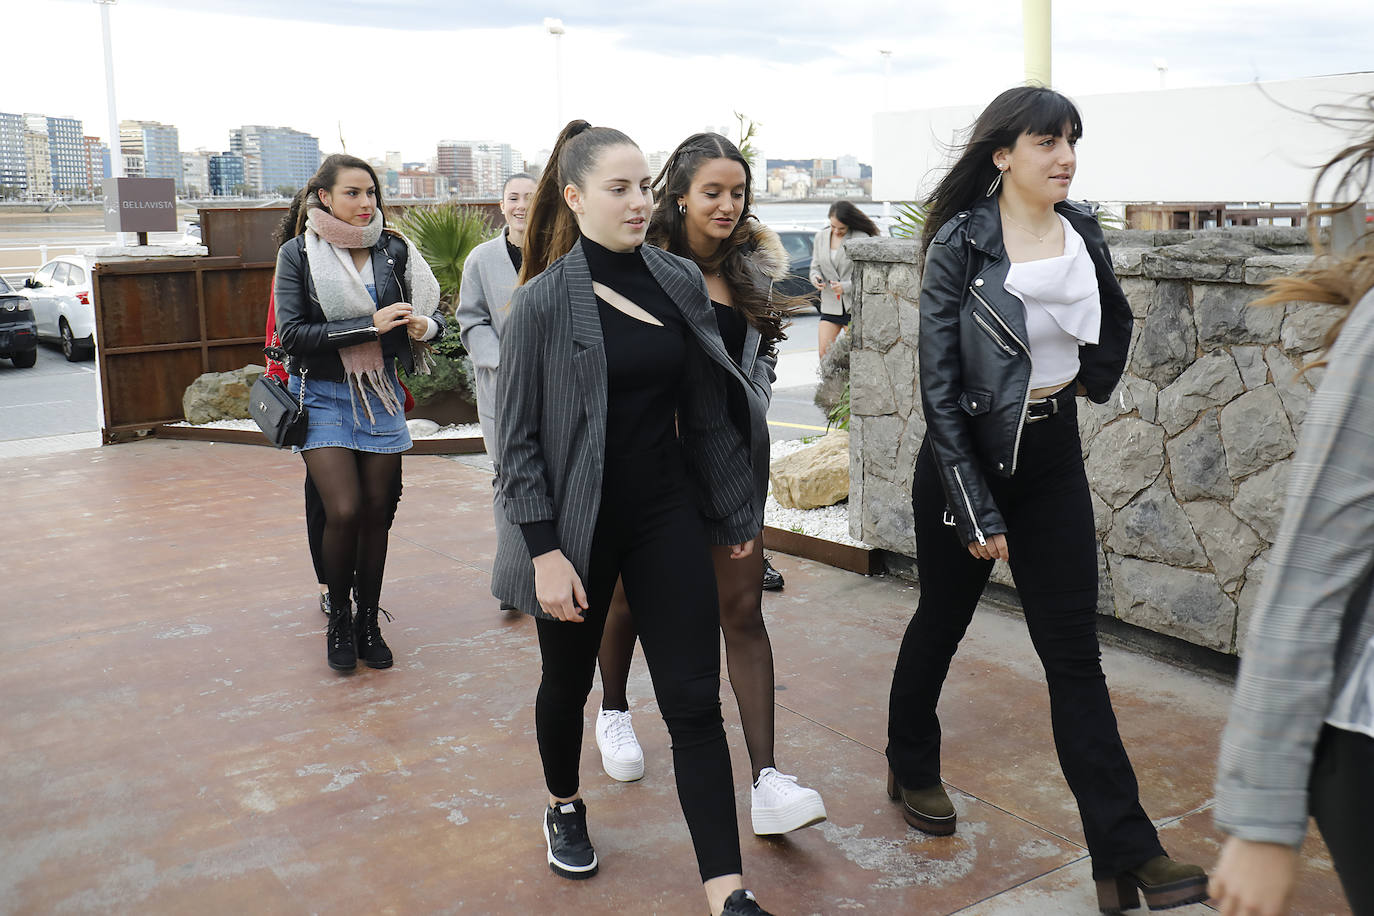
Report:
1001,211,1057,243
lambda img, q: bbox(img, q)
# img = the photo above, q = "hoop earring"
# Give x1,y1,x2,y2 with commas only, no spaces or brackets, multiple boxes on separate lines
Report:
678,204,686,215
985,167,1004,198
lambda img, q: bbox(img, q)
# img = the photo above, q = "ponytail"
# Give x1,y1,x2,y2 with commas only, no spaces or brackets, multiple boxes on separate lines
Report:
518,119,639,284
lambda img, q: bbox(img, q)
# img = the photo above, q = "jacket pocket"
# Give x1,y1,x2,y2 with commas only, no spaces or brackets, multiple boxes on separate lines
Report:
972,311,1018,356
958,389,992,417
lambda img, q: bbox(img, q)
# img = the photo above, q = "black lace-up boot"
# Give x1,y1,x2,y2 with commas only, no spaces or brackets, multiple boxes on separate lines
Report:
326,602,356,671
353,606,394,669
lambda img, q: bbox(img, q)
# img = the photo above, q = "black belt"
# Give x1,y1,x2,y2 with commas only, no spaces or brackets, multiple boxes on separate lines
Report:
1025,385,1075,423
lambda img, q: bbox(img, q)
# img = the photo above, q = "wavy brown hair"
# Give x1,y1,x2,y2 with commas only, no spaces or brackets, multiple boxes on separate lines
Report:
1252,92,1374,368
828,200,879,237
273,153,386,246
518,120,637,284
647,132,786,347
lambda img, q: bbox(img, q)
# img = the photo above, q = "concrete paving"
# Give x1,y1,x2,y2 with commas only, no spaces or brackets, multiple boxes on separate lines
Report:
0,440,1350,915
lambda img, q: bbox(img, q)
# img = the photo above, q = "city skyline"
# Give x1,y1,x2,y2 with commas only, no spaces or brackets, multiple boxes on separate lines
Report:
10,1,1372,173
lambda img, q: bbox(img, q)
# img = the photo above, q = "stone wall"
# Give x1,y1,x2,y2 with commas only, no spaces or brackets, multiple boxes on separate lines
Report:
847,227,1336,655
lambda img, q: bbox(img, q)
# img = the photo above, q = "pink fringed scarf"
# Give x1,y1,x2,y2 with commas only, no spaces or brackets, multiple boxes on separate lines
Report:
303,207,439,422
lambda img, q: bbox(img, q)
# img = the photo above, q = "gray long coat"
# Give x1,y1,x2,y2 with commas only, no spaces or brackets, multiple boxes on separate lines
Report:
491,241,760,619
455,231,518,450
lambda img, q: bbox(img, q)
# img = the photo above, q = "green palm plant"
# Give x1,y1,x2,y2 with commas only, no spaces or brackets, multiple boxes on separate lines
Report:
888,201,929,240
392,202,496,313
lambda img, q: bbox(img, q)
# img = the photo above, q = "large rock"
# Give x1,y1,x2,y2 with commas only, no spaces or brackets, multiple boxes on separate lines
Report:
1108,555,1236,651
1219,386,1296,479
1157,351,1244,435
183,364,266,424
1129,281,1196,387
1085,418,1164,508
1165,410,1232,501
1231,459,1291,543
770,430,851,510
1194,282,1283,348
1106,479,1208,567
1182,500,1263,593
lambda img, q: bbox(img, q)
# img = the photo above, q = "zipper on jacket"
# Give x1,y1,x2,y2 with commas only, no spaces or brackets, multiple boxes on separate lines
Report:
950,465,985,546
970,284,1032,474
328,325,375,340
972,312,1017,356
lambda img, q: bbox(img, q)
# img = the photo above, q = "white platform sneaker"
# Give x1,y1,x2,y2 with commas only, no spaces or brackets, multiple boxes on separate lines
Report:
751,767,828,835
594,707,644,782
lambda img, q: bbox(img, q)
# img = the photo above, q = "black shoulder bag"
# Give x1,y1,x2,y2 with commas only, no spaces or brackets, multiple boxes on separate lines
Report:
249,335,309,448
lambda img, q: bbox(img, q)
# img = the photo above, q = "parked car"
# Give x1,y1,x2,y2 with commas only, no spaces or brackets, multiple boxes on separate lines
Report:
770,226,822,313
182,220,202,246
0,275,38,368
21,255,95,361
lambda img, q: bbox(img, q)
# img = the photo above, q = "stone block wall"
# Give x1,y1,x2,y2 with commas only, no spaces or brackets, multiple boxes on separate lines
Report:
847,228,1333,655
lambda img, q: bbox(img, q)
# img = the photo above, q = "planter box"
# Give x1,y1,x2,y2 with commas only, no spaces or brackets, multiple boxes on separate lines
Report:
762,525,876,575
407,390,478,427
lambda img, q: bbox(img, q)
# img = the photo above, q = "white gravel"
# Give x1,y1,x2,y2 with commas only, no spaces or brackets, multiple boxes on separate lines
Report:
765,436,867,548
168,418,483,439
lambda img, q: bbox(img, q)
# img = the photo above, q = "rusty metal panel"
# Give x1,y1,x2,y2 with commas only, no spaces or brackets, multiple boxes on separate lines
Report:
97,271,201,348
208,344,266,374
103,348,205,428
203,267,273,340
200,207,289,262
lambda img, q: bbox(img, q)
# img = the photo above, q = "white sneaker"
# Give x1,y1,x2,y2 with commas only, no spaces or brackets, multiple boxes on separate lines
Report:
751,767,827,835
594,707,644,782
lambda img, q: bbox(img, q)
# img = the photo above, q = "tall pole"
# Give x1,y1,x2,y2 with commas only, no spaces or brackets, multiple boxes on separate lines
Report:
97,0,124,180
544,19,566,129
1023,0,1052,88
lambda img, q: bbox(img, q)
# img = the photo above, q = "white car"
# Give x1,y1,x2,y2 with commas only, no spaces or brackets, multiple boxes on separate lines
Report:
21,255,95,361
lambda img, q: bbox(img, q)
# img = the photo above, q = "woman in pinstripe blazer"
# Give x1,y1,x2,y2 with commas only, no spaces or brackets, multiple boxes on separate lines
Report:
491,120,775,916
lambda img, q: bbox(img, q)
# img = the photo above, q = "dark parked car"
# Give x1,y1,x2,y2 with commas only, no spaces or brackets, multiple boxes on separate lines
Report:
0,275,38,368
771,227,822,313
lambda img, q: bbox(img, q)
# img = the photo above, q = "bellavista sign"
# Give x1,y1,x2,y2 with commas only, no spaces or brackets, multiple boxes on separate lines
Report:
103,178,178,233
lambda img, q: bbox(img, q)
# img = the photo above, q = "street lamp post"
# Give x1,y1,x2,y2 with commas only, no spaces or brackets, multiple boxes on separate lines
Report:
544,18,565,129
95,0,129,249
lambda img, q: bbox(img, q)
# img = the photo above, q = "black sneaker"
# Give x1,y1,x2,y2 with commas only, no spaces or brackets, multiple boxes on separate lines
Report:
544,800,598,879
721,889,774,915
762,556,785,591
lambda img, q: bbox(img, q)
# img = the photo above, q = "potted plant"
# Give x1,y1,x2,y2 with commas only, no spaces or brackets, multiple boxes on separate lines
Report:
391,202,495,425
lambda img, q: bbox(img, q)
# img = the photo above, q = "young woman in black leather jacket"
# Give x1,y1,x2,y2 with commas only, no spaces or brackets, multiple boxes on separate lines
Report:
274,154,444,672
884,87,1208,913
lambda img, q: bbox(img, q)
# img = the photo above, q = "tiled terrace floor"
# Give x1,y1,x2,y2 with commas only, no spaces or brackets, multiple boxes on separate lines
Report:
0,441,1348,915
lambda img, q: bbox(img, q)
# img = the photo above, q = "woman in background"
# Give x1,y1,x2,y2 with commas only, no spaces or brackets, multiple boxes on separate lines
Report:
809,199,877,360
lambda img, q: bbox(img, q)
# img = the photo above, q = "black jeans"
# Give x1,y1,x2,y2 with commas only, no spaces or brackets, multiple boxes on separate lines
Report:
534,444,741,882
1310,724,1374,913
887,398,1164,879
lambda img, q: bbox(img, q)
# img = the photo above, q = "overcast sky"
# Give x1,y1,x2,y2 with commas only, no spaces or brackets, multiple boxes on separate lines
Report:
9,0,1373,165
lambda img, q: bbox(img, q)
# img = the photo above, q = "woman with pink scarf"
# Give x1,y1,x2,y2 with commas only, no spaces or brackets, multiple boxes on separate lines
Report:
274,154,444,672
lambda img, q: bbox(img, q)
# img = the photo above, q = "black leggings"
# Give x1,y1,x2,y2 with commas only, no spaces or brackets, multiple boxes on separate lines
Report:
887,399,1164,879
304,467,403,586
299,447,402,612
535,446,740,882
1310,724,1374,913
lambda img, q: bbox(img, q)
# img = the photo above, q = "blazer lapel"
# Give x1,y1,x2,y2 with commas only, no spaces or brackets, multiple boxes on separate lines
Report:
641,247,749,386
562,243,607,478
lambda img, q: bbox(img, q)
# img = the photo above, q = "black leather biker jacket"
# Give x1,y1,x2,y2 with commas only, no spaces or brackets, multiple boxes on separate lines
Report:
274,231,445,381
918,194,1132,547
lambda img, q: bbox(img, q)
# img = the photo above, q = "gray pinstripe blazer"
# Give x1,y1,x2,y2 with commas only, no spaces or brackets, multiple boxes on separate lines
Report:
491,240,760,618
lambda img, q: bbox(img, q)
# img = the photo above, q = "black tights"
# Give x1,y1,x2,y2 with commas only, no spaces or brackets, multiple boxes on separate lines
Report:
300,447,402,612
304,466,403,587
598,545,776,780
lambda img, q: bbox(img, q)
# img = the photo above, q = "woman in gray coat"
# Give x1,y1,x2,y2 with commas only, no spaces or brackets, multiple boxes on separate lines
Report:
492,120,775,916
592,132,828,839
455,171,536,453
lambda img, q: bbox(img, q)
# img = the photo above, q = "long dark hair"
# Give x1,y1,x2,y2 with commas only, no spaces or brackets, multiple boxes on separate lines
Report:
921,86,1083,251
647,132,785,345
518,120,638,284
1253,91,1374,367
273,153,386,246
828,200,878,237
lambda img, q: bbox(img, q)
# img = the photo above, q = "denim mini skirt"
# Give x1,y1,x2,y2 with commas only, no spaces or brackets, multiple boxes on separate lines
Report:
288,368,411,454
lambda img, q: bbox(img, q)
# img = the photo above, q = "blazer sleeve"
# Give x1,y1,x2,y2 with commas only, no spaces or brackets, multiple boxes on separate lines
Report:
456,249,502,372
918,237,1006,546
494,285,555,527
273,242,377,355
1214,295,1374,847
810,231,826,285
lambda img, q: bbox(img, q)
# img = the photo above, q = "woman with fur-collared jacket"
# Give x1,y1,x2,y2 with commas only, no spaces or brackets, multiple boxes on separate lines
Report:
884,87,1208,914
590,133,828,838
274,153,445,673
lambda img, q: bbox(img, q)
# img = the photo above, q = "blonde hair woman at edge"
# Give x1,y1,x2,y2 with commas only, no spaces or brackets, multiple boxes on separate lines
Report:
1210,94,1374,916
490,120,775,916
590,132,828,839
